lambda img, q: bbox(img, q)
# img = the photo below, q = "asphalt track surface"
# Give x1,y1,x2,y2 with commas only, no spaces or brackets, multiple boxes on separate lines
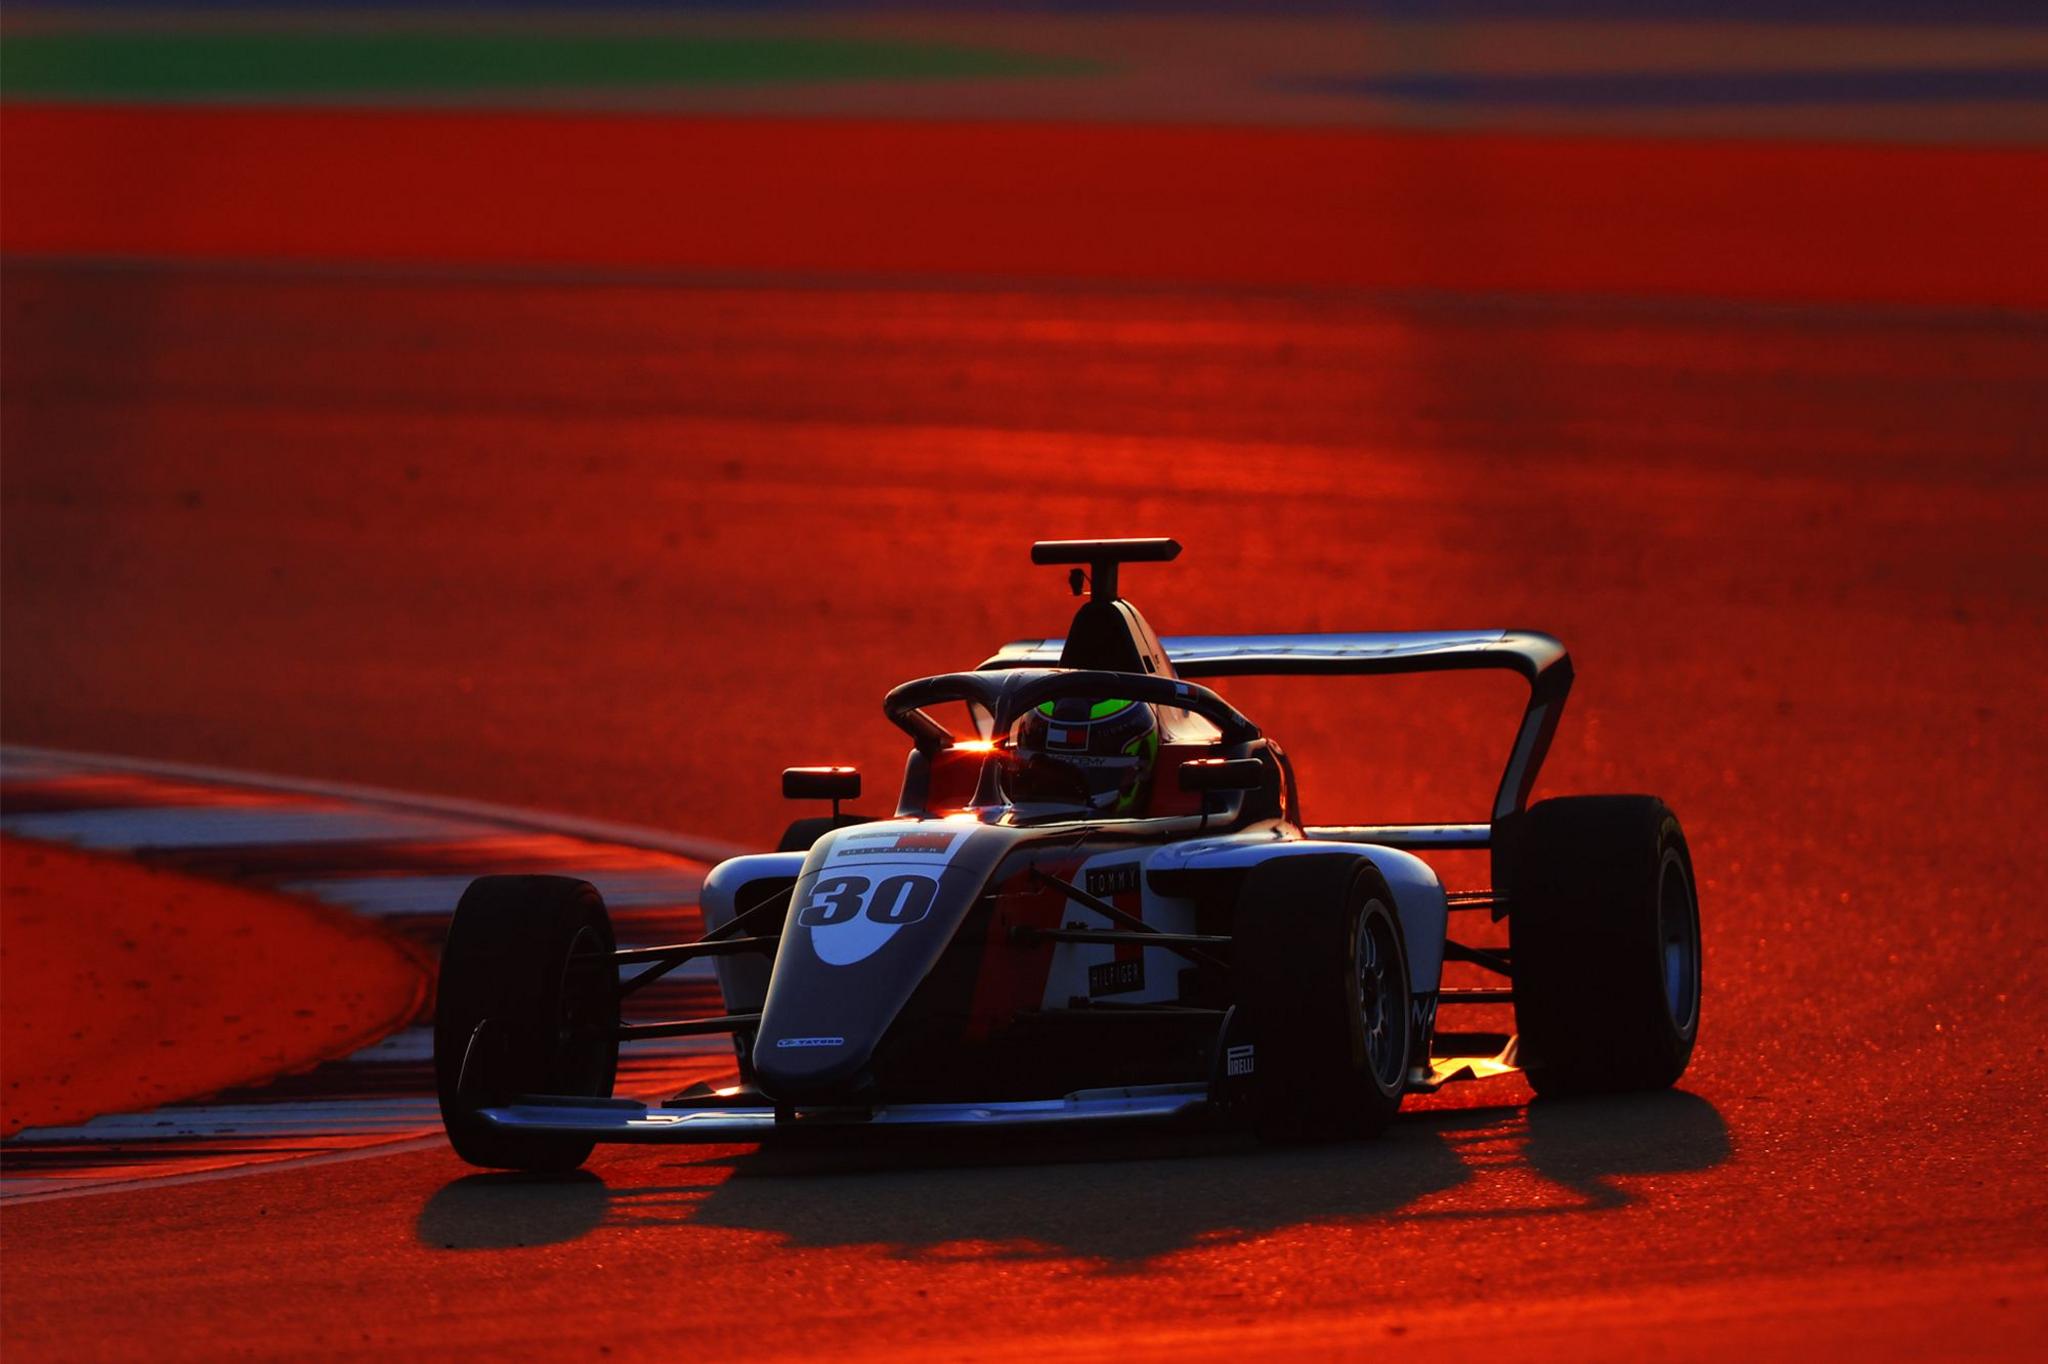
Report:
4,252,2046,1358
9,15,2048,1360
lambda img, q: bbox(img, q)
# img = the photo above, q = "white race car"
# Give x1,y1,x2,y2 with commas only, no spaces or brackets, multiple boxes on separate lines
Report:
434,538,1702,1170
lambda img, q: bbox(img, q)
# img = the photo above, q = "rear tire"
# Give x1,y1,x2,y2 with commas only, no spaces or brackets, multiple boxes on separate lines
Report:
1507,797,1701,1096
433,876,619,1171
1232,856,1411,1141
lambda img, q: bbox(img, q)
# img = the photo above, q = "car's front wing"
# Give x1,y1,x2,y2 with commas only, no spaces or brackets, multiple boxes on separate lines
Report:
475,1083,1213,1144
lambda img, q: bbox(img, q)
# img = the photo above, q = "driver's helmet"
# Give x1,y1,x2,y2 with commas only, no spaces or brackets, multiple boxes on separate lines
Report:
1007,696,1161,816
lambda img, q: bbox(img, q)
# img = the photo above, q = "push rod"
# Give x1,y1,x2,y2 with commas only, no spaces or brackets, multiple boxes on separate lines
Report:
1442,941,1513,977
1011,927,1231,951
614,935,778,965
617,1013,762,1041
1027,869,1227,971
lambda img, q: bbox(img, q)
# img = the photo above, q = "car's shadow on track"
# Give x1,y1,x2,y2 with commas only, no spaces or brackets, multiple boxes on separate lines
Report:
417,1088,1728,1261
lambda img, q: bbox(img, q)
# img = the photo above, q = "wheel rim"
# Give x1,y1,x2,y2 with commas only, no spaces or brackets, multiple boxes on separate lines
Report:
1657,850,1700,1032
1356,906,1405,1090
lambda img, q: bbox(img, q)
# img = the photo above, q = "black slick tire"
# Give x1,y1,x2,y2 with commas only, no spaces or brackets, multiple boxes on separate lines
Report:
433,875,620,1172
1231,855,1411,1141
1507,796,1702,1096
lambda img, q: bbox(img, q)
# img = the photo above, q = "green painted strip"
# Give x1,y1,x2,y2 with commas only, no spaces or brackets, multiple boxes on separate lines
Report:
0,33,1100,99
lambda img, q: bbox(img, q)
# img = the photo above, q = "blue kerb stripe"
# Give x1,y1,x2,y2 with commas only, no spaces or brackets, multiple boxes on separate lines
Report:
0,805,500,849
284,869,707,915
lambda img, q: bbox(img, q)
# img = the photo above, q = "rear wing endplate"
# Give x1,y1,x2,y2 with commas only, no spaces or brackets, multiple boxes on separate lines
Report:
982,630,1573,844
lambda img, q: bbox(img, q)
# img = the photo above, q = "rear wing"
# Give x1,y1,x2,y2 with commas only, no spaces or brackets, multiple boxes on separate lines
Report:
982,630,1572,849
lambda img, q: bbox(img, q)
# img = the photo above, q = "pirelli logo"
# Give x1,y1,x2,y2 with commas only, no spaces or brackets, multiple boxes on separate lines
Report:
1225,1044,1256,1077
1084,863,1140,898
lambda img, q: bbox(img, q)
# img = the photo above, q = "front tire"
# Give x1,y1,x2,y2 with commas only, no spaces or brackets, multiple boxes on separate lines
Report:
1232,856,1411,1141
1507,796,1701,1095
433,876,619,1171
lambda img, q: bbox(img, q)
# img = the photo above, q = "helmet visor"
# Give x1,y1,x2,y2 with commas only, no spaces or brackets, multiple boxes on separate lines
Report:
1001,697,1159,817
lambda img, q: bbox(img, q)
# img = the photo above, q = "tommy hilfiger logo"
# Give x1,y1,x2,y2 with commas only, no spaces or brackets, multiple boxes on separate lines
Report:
1088,959,1144,995
1084,863,1140,897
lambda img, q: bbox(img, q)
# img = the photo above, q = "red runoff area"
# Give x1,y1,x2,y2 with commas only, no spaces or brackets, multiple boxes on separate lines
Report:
0,837,425,1136
4,103,2047,1361
5,104,2046,308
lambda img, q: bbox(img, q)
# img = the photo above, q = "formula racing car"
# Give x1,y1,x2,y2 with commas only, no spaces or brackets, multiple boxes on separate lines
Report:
434,538,1702,1170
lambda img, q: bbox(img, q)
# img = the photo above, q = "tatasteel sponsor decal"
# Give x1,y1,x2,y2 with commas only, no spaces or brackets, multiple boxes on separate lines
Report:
774,1036,845,1049
802,827,969,966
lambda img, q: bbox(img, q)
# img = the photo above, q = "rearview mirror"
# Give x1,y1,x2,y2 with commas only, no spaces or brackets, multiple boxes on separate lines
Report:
1178,758,1264,793
783,767,860,802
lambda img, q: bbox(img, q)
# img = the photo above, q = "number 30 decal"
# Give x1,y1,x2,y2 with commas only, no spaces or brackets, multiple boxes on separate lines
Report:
796,874,939,928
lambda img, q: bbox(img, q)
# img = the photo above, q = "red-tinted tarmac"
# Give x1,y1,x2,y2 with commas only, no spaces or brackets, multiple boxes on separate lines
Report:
6,0,2048,1336
0,834,423,1137
3,254,2045,1357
